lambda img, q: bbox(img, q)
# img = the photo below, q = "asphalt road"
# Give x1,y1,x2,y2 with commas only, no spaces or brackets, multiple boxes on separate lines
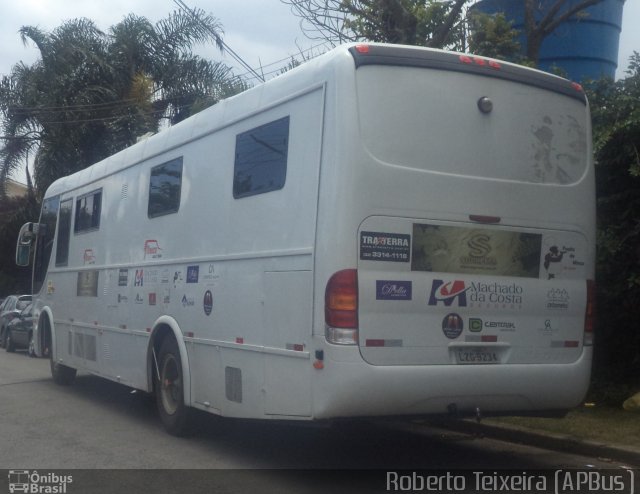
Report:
0,348,636,493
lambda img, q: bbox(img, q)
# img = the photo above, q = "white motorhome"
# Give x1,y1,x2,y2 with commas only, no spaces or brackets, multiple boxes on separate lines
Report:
17,43,595,435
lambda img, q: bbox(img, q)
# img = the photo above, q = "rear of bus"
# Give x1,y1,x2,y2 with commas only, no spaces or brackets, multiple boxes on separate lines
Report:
315,44,595,419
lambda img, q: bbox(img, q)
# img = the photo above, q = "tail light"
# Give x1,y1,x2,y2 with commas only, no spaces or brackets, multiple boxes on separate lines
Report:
584,279,596,346
325,269,358,345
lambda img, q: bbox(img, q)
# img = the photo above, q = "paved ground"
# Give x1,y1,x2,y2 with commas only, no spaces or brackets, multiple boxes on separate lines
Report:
0,348,637,493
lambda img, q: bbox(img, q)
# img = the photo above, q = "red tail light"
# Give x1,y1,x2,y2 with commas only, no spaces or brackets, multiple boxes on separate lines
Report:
584,279,596,346
325,269,358,345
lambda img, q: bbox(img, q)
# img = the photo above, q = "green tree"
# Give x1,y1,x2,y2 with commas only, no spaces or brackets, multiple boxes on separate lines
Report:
0,10,246,197
523,0,604,65
586,53,640,397
466,12,521,62
0,194,40,294
283,0,606,66
282,0,467,49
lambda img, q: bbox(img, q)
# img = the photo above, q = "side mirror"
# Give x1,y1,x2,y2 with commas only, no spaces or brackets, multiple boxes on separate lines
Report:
16,244,30,266
15,222,45,267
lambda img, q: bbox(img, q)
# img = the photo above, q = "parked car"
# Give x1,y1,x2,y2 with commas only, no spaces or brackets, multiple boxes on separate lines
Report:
5,303,35,353
0,295,32,348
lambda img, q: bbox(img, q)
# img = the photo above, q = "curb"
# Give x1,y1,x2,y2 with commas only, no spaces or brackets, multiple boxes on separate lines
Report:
437,419,640,467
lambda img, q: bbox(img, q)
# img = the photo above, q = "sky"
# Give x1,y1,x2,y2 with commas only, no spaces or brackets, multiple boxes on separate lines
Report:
0,0,638,81
0,0,330,84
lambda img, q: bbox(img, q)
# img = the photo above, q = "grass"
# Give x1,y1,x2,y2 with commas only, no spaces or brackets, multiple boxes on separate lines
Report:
486,405,640,448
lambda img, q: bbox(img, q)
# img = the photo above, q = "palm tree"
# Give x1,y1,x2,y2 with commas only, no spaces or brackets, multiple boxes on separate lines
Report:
0,9,246,197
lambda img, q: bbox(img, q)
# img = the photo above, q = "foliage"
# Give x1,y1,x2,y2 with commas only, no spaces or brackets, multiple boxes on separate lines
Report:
283,0,607,66
585,52,640,392
0,194,40,295
0,10,247,198
523,0,604,64
282,0,467,49
466,12,521,62
342,0,467,48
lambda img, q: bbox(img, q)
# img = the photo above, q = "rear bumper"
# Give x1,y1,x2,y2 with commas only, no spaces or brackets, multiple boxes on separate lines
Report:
311,342,592,419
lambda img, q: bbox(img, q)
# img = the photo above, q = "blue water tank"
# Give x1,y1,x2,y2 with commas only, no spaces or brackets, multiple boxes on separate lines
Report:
474,0,625,81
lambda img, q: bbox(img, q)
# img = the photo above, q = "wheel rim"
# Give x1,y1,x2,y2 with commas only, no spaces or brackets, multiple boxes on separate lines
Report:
160,354,181,415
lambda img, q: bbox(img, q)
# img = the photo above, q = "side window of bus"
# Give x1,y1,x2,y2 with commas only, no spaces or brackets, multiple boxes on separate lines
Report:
55,198,73,266
74,189,102,233
233,116,289,199
148,157,183,218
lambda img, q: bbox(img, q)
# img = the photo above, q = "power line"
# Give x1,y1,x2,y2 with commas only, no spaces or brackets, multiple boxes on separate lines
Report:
172,0,265,83
233,41,331,82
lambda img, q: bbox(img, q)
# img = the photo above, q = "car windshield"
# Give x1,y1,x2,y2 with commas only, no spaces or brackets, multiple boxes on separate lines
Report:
16,299,31,311
1,297,16,312
21,303,33,316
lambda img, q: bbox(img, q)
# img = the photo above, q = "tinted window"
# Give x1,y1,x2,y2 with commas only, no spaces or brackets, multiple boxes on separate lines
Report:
34,196,60,293
75,190,102,233
148,157,183,218
56,199,73,266
233,117,289,198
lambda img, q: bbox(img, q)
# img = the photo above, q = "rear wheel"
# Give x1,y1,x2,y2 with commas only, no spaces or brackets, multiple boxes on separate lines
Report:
156,337,191,436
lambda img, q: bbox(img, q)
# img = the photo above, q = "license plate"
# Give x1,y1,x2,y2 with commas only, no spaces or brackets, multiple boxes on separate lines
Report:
456,349,499,364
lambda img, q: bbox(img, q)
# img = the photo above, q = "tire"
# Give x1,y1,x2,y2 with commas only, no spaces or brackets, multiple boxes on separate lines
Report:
28,334,36,358
0,327,6,348
5,331,15,353
155,337,191,436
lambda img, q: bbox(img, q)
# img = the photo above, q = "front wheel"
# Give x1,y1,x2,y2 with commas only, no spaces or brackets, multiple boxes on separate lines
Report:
5,331,15,353
156,337,191,436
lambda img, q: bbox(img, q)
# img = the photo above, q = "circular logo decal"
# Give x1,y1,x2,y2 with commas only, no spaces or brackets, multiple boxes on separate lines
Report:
203,290,213,316
442,313,464,339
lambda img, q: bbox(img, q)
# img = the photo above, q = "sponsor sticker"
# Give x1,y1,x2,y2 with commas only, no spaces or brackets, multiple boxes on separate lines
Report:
412,223,541,278
546,288,570,310
77,270,99,297
376,281,412,300
144,239,163,259
360,231,410,263
428,279,524,309
442,313,464,339
203,290,213,315
118,269,128,287
186,265,199,283
542,242,586,280
149,293,157,306
469,318,483,332
173,271,183,287
134,269,144,287
83,249,96,265
469,318,515,332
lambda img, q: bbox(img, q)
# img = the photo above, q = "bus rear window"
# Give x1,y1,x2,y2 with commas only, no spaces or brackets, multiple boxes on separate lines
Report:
356,66,588,185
